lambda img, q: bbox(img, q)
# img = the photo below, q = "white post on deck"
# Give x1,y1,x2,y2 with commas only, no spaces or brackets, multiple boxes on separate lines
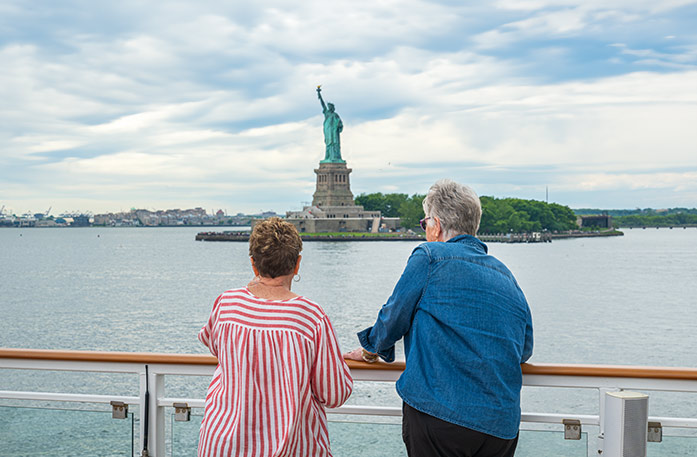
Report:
139,367,165,457
603,391,649,457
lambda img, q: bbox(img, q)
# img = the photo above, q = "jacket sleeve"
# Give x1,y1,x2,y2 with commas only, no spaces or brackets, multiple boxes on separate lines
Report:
357,246,429,362
311,315,353,408
198,295,222,358
521,307,534,363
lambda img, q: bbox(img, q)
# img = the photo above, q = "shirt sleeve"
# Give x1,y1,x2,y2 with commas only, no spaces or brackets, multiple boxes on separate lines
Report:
198,295,222,358
357,246,430,363
521,307,534,363
311,315,354,408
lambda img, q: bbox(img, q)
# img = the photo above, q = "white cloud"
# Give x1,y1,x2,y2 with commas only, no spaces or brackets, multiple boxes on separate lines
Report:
575,171,697,191
494,0,697,13
473,7,591,48
13,139,85,155
476,1,697,50
1,1,697,213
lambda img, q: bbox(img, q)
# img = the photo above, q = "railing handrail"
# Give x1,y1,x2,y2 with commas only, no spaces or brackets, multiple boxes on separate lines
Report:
2,347,697,380
0,347,218,365
521,363,697,380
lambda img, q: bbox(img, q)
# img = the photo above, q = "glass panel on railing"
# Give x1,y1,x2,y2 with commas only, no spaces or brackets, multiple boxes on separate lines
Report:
175,418,591,457
174,414,668,457
171,413,203,457
0,369,139,398
516,429,588,457
0,405,133,457
329,420,406,457
648,435,697,456
172,415,406,457
330,422,588,457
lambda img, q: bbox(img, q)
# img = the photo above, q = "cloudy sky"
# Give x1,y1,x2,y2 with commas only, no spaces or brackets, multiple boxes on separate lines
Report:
1,1,696,215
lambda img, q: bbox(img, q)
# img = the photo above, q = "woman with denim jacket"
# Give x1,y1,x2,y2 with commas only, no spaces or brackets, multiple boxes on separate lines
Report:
346,179,533,457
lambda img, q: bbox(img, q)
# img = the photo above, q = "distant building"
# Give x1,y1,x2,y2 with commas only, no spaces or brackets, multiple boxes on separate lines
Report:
71,215,91,227
256,211,281,219
578,214,612,228
35,219,60,227
93,207,216,226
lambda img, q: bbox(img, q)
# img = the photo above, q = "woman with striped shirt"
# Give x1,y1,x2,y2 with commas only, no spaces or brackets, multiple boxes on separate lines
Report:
198,217,353,457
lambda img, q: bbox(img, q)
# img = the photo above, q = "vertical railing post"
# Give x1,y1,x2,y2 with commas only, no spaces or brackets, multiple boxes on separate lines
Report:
139,367,148,456
150,370,165,457
139,367,165,457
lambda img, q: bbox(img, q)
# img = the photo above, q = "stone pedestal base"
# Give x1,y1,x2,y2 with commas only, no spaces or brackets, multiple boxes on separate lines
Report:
312,162,354,207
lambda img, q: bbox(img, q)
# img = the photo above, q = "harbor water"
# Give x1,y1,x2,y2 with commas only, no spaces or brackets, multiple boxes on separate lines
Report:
1,227,696,456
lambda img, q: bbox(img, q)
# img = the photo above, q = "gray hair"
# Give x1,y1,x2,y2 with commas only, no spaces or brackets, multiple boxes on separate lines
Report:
422,179,482,238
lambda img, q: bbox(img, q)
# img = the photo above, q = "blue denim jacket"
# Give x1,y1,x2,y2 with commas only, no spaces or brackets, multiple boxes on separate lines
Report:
358,235,533,439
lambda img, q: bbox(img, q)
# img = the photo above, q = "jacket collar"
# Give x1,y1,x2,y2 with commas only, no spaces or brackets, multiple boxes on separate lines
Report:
446,234,488,254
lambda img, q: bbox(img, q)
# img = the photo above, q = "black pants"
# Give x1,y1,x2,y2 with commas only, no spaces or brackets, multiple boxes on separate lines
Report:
402,403,519,457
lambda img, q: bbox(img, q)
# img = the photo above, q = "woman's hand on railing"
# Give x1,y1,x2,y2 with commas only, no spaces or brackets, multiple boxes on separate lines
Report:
344,348,378,363
343,348,363,361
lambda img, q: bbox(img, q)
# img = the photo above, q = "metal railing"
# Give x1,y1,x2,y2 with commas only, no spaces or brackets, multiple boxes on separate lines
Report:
2,348,697,456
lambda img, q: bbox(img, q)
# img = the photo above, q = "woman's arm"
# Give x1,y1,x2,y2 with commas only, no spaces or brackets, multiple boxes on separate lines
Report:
311,315,353,408
198,295,222,358
355,247,430,362
521,308,534,363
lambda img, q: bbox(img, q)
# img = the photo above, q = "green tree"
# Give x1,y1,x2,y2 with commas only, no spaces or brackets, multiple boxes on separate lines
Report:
613,212,697,227
549,203,577,231
399,194,426,229
479,196,578,233
358,192,580,233
355,192,424,229
355,192,408,217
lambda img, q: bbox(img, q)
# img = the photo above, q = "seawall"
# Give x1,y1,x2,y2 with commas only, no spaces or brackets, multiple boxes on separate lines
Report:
195,232,425,242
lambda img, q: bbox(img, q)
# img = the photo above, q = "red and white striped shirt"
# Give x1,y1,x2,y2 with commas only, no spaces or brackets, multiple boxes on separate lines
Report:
197,287,353,457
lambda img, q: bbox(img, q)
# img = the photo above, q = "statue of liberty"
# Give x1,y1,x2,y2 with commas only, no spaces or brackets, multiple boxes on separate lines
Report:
317,86,345,163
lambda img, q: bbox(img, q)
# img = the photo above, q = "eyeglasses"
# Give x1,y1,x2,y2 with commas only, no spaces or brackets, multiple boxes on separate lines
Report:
419,217,431,231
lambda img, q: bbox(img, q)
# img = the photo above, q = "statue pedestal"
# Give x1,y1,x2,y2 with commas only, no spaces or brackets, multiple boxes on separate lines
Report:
312,162,354,207
285,158,401,233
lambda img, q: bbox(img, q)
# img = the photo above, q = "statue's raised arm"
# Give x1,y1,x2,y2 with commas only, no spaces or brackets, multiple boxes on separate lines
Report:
317,86,327,113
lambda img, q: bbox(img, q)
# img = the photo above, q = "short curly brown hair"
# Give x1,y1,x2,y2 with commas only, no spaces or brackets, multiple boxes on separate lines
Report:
249,217,303,278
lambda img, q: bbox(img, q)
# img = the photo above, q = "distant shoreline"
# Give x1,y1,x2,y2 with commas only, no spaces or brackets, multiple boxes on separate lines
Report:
196,232,425,242
550,229,624,240
0,224,251,229
196,229,626,243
